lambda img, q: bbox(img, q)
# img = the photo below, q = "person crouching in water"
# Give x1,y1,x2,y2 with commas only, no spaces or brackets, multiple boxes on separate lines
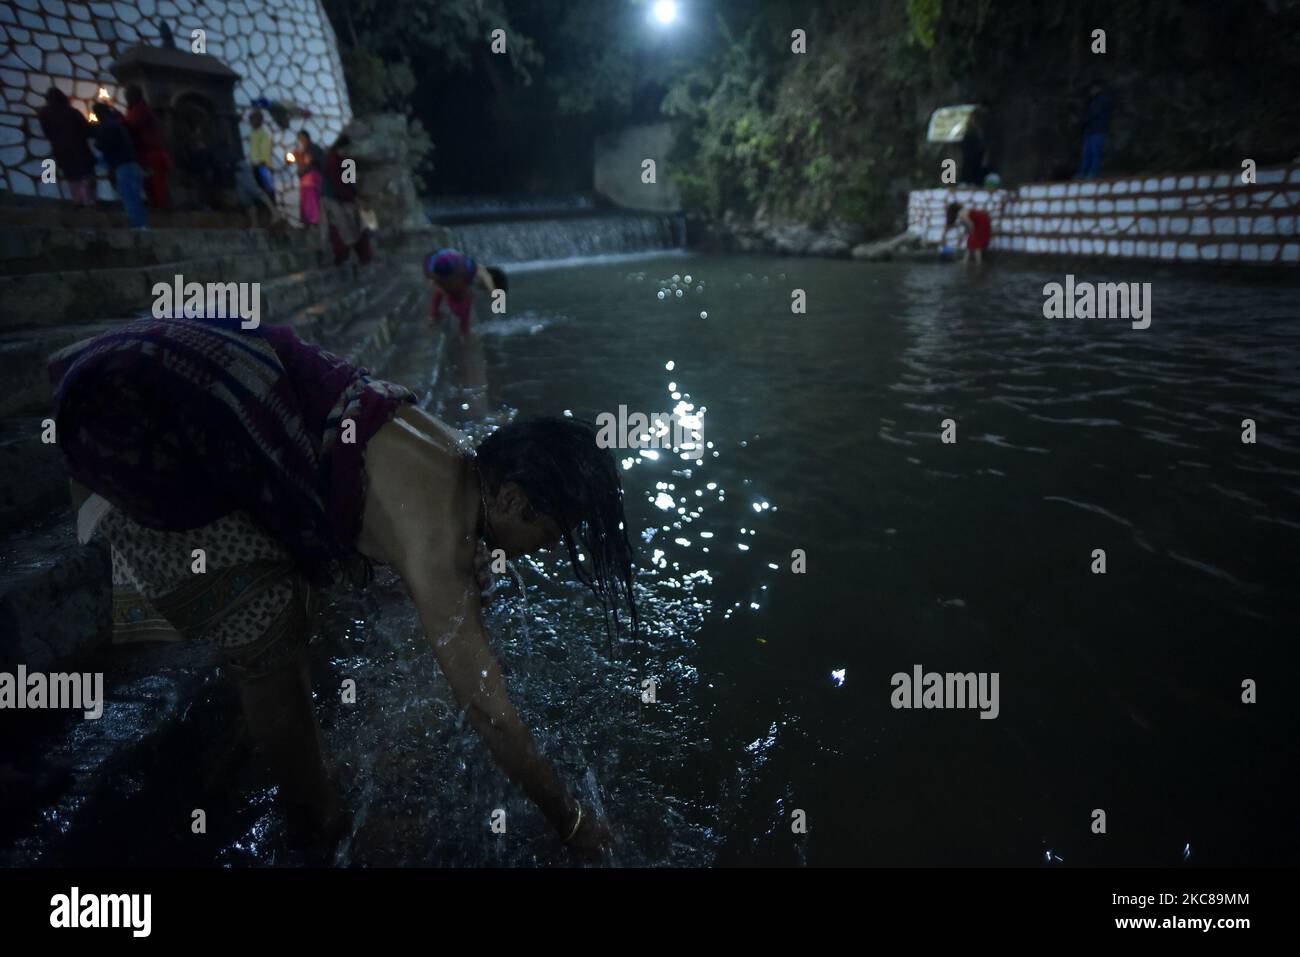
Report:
48,315,632,854
946,201,992,265
425,248,507,338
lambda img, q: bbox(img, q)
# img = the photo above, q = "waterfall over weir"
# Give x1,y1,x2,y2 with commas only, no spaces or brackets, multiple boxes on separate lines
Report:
424,195,686,267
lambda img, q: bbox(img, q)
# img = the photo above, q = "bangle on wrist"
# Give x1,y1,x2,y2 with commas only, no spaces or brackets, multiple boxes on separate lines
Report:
562,802,583,843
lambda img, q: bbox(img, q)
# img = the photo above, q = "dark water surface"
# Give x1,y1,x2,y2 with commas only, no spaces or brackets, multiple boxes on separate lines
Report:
317,254,1300,867
11,254,1297,867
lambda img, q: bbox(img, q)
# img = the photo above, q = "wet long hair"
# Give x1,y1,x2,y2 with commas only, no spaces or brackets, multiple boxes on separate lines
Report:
475,417,638,647
486,265,509,294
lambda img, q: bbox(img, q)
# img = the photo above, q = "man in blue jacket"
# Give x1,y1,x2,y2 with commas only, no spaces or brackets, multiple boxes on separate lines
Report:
1076,83,1113,180
92,102,148,228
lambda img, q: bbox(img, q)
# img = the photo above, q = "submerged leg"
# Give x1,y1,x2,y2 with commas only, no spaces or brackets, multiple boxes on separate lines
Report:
220,572,344,845
233,643,340,839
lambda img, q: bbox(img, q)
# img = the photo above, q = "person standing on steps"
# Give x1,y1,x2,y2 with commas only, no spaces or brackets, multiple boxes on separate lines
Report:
320,135,372,266
123,85,171,211
91,102,148,229
232,156,283,229
295,129,324,229
1076,83,1113,180
37,88,96,208
959,109,988,186
247,109,276,200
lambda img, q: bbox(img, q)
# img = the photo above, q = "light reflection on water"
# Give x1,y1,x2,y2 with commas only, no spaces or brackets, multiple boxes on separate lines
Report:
388,255,1299,867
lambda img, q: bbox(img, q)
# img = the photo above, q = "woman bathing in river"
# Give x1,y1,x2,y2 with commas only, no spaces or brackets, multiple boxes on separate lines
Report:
48,314,633,853
946,201,992,265
425,247,507,338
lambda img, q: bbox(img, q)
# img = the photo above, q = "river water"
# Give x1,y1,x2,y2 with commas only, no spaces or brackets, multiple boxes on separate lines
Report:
11,253,1298,867
291,254,1298,867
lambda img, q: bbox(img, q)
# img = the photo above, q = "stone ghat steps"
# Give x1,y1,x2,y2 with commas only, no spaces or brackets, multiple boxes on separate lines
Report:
0,224,316,276
0,203,254,232
0,415,68,532
0,267,427,678
0,641,246,867
0,246,320,330
0,262,367,415
0,318,119,418
0,508,109,675
340,278,423,371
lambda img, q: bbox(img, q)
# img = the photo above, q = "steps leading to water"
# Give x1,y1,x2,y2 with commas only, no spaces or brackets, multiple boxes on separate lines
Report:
0,224,309,276
0,247,324,330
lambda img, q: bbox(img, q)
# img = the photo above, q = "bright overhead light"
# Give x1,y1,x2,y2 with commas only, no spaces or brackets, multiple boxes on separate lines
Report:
653,1,678,26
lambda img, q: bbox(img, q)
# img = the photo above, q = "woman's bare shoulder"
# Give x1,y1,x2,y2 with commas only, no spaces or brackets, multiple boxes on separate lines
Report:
355,407,474,569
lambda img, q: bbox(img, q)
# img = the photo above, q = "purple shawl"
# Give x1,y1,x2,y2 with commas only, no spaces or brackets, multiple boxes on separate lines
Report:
48,317,416,584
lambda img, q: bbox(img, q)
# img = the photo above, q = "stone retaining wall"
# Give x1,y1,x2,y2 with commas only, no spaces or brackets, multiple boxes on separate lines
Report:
908,163,1300,265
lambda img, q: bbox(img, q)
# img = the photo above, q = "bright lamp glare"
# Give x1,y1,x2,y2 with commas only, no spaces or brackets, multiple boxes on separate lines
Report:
653,0,678,25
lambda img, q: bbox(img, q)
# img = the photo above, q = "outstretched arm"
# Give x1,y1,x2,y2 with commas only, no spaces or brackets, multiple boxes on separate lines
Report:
357,410,609,846
405,544,580,835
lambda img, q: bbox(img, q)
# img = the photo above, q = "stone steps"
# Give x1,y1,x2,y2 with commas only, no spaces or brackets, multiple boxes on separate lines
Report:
0,319,121,417
0,509,110,675
0,247,320,330
0,202,253,232
0,261,370,416
0,416,69,534
0,639,242,866
0,225,315,275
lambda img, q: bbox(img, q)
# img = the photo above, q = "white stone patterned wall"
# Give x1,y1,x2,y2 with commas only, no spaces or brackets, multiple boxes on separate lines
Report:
0,0,351,211
909,164,1300,265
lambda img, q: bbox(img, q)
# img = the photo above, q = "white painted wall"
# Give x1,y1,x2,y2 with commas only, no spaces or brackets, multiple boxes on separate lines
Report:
909,164,1300,265
0,0,351,211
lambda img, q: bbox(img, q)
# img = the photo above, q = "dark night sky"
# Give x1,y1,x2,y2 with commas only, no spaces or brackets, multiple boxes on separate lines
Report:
407,5,677,197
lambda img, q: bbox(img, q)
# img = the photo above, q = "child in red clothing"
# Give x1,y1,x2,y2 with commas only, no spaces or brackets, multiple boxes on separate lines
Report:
946,202,992,265
424,249,507,337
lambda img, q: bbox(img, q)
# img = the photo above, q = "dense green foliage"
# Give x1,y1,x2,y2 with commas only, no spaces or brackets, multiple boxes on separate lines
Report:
321,0,1300,235
322,0,541,111
661,1,927,229
319,0,542,175
656,0,1300,233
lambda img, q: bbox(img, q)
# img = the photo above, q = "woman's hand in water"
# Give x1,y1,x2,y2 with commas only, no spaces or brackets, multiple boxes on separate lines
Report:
565,804,616,858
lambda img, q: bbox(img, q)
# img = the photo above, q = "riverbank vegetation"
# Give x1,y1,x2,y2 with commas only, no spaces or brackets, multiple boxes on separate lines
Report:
322,0,1300,238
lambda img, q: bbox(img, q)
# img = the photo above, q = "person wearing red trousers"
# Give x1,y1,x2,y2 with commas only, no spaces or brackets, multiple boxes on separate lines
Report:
124,85,171,211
